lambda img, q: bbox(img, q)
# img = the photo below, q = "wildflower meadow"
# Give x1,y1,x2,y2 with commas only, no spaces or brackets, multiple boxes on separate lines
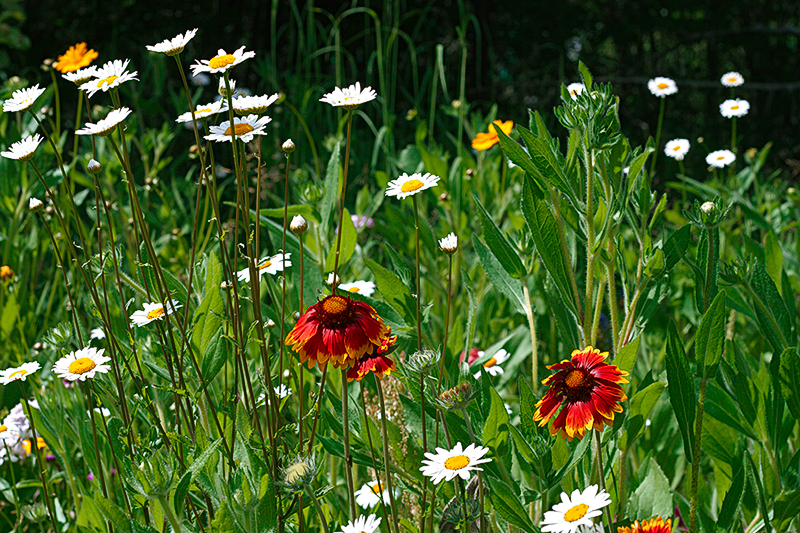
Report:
0,5,799,533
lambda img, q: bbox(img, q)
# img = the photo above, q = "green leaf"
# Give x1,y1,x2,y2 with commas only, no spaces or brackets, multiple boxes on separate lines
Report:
94,492,132,533
717,455,746,532
521,176,578,316
774,489,800,531
578,61,593,89
487,479,540,533
256,473,278,533
473,194,526,279
750,260,791,352
626,458,672,520
324,208,357,271
200,328,228,382
364,257,416,326
779,348,800,420
174,438,223,518
518,128,580,208
473,238,525,314
665,321,695,463
258,204,319,223
618,382,665,451
764,231,783,295
695,291,726,376
320,141,341,231
518,377,538,436
543,275,581,351
482,387,510,452
553,435,591,481
192,252,224,354
611,335,640,375
495,124,539,178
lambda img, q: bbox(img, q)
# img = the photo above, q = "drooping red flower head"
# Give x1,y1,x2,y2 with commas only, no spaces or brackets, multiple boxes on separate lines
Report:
459,348,483,365
285,295,391,369
617,517,672,533
534,346,629,441
346,332,398,382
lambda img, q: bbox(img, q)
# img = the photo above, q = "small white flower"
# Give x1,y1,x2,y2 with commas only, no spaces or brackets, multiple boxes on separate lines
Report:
720,99,749,118
419,442,491,484
54,347,112,382
232,93,279,114
3,84,46,113
338,514,382,533
129,300,183,327
505,403,513,415
205,114,272,143
146,29,198,56
647,77,678,97
664,138,690,161
76,107,132,137
80,59,139,98
438,232,458,254
473,349,510,379
320,82,377,109
63,66,99,84
90,327,105,340
566,82,585,99
256,384,292,407
176,100,228,123
339,281,376,297
706,150,736,168
325,272,341,286
0,362,41,385
191,47,255,75
218,77,236,97
90,407,112,417
541,485,611,533
385,172,440,199
700,201,716,215
237,253,291,282
1,134,43,162
355,481,392,509
721,72,744,87
29,197,43,211
289,214,308,234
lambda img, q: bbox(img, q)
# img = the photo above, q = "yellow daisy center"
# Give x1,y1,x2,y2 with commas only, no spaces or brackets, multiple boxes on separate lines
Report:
22,439,31,455
348,286,361,293
731,105,739,110
322,295,348,315
97,75,119,88
716,155,725,161
209,54,236,69
0,425,7,432
564,369,587,389
444,455,471,470
258,260,272,271
657,82,668,89
8,369,28,380
673,146,681,151
484,357,498,368
196,107,213,114
371,482,384,494
564,503,589,522
224,123,255,136
284,460,310,484
146,307,166,320
68,357,97,375
729,77,738,82
400,179,425,193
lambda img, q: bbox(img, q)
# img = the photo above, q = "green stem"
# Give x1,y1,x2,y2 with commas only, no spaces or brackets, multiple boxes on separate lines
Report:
360,384,392,529
375,376,401,533
159,494,183,533
460,408,486,533
331,110,354,293
19,389,59,533
522,282,538,386
550,185,584,335
413,194,423,350
649,97,666,174
583,139,596,340
605,241,620,353
689,377,708,533
304,482,331,533
341,370,356,518
72,91,83,162
49,69,60,141
594,431,614,533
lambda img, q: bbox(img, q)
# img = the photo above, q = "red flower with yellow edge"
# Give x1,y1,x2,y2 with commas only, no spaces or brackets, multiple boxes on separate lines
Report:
54,43,98,73
534,346,628,441
471,120,514,150
347,332,398,382
286,295,391,369
617,517,672,533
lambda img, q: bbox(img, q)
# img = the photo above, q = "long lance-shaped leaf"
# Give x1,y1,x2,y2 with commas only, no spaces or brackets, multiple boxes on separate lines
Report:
665,321,695,463
473,193,526,279
695,291,727,378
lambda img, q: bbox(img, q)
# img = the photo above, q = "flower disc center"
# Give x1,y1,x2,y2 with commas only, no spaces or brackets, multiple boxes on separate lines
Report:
400,179,424,193
68,357,97,375
8,369,27,380
371,482,384,494
98,75,118,88
146,307,166,320
657,83,668,89
209,54,236,69
484,357,498,368
673,146,681,151
0,424,7,432
348,286,360,293
731,105,739,110
224,123,255,136
717,155,725,160
322,295,349,315
564,369,587,389
564,503,589,522
258,260,272,271
444,454,471,470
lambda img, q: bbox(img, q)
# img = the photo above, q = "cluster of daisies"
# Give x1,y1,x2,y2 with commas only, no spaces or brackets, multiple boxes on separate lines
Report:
0,400,40,465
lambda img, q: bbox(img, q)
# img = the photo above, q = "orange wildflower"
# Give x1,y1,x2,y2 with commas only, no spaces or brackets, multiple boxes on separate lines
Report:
54,43,98,73
618,517,673,533
471,120,514,150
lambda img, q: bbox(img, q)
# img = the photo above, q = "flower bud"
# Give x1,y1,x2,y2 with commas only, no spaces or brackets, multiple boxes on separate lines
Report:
218,78,236,97
438,232,458,255
29,197,43,212
290,214,307,235
282,139,296,153
87,159,102,175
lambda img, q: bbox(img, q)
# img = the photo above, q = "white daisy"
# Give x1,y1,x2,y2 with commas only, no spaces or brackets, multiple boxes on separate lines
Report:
205,114,272,143
237,253,291,283
325,272,341,286
256,384,293,406
339,514,382,533
80,59,139,98
541,485,611,533
129,299,183,327
566,82,585,99
53,346,111,382
1,134,43,162
420,442,491,484
647,77,678,97
3,84,46,113
705,150,736,168
90,327,105,340
720,99,749,118
721,72,744,87
664,138,690,161
218,77,236,97
29,197,43,211
339,281,376,297
75,107,132,137
63,66,99,84
190,46,255,75
232,93,279,114
355,481,392,509
0,362,41,385
473,348,510,379
90,407,112,417
438,232,458,254
320,82,377,109
146,29,198,56
176,100,228,123
385,172,440,199
0,421,19,439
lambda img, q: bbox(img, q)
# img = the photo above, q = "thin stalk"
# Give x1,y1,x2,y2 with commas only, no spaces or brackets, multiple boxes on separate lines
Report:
689,377,708,533
83,384,109,500
71,91,83,162
419,369,429,533
3,441,22,530
19,389,59,533
458,477,470,532
279,148,291,390
360,384,391,529
341,370,357,518
522,282,538,386
605,240,620,353
649,97,666,174
413,194,423,350
375,376,401,533
590,276,606,347
594,431,613,533
583,140,596,339
49,68,60,140
306,365,328,454
298,236,305,445
158,495,183,533
550,185,584,335
331,110,354,293
460,408,486,533
304,483,331,533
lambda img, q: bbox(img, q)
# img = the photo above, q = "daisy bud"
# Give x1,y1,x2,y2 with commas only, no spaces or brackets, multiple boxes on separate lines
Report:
87,158,102,175
218,78,236,97
406,349,439,374
700,201,716,215
788,187,799,203
438,232,458,255
280,456,317,493
282,139,296,153
290,214,308,235
266,318,277,329
436,382,476,411
325,272,340,286
29,197,43,212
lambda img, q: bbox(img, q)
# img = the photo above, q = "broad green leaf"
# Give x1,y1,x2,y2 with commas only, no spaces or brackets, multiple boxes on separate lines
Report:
717,455,746,532
518,376,538,436
764,231,783,295
774,489,800,531
779,348,800,420
487,479,540,533
320,141,341,231
747,453,772,533
256,473,278,533
94,492,132,533
521,176,578,316
553,434,591,481
324,208,357,271
201,327,228,382
174,438,223,517
626,458,672,520
473,193,526,278
618,381,665,451
482,387,510,452
495,123,539,179
192,252,223,354
750,260,791,352
700,416,739,465
543,275,581,351
665,321,695,462
364,257,416,326
704,381,758,440
612,335,640,375
473,238,525,314
509,424,537,464
695,291,726,376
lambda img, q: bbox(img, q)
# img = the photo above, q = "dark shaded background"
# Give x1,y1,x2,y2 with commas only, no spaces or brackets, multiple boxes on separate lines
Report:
7,0,800,180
